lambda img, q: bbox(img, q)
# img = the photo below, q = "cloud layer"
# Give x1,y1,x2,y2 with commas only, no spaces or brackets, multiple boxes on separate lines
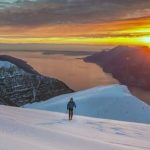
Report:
0,0,149,26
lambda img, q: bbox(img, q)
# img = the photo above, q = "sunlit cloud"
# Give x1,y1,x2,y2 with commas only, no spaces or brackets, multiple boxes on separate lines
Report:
0,0,150,47
0,36,149,48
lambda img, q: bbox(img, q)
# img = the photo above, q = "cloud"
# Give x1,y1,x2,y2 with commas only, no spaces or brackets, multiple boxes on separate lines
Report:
0,0,149,27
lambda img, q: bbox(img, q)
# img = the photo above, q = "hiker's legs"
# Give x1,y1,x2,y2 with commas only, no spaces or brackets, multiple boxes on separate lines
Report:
70,109,73,120
69,109,71,120
68,109,73,120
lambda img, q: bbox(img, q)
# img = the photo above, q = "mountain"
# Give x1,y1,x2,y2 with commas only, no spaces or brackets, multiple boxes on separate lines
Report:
0,55,39,74
84,46,150,91
24,84,150,124
1,105,150,150
0,55,73,106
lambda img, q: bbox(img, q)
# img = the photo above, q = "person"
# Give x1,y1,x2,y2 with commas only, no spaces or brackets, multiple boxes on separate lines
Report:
67,97,76,120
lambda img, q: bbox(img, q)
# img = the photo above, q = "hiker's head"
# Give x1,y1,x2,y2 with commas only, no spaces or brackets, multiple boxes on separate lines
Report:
70,97,73,102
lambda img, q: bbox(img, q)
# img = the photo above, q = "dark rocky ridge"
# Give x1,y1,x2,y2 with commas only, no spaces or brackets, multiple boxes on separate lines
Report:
84,46,150,91
0,55,73,106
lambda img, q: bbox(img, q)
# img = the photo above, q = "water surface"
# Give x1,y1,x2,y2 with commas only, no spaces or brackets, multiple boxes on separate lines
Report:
0,51,118,91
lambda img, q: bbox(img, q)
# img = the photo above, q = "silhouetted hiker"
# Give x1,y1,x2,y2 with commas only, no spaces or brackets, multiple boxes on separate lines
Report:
67,97,76,120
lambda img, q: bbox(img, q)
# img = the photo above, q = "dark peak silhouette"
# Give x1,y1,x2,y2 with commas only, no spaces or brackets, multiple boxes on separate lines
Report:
84,46,150,91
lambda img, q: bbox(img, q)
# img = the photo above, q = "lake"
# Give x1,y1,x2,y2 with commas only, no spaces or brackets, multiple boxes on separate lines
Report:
1,50,150,104
0,51,118,91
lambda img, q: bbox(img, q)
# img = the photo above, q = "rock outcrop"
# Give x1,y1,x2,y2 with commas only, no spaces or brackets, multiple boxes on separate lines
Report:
0,55,73,106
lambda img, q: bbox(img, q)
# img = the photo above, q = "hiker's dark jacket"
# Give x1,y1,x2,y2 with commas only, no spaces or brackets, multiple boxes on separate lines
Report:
67,101,76,110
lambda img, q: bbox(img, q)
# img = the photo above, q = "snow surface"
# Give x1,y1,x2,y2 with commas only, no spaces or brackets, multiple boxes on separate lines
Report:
0,105,150,150
25,84,150,124
0,60,15,68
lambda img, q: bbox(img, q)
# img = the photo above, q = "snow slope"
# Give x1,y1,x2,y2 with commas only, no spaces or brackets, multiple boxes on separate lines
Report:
25,84,150,124
0,105,150,150
0,60,14,68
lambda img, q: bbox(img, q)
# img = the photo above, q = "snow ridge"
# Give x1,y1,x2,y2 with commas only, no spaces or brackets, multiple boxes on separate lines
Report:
25,84,150,124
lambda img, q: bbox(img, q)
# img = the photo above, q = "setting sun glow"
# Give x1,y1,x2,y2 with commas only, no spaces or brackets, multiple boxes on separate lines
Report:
0,18,150,47
141,37,150,47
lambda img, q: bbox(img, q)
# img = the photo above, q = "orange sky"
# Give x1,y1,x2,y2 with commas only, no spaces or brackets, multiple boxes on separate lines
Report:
0,17,150,47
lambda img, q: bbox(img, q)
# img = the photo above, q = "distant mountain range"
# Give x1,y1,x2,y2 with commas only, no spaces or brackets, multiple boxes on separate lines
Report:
0,55,73,106
84,46,150,92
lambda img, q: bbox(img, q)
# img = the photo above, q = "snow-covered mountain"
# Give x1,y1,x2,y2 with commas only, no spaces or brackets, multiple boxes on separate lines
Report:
0,55,73,106
0,55,39,74
25,84,150,124
0,61,14,68
0,105,150,150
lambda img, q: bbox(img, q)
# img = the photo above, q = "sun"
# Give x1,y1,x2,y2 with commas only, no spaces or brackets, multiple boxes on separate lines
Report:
141,36,150,47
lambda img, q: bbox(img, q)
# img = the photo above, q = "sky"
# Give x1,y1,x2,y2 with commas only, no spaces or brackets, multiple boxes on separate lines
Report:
0,0,150,47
